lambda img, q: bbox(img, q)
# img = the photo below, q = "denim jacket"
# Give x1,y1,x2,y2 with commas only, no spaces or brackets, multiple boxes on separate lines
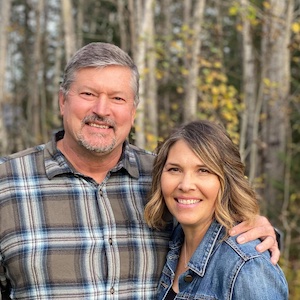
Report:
157,220,288,299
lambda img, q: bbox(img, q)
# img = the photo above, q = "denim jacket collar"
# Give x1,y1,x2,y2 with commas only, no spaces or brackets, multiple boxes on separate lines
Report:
169,220,225,277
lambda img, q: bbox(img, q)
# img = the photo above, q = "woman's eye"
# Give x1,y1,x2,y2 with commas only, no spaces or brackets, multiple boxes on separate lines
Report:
199,168,211,174
167,167,180,172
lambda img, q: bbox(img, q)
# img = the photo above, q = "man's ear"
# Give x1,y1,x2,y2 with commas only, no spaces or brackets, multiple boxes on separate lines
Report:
131,107,137,127
58,90,65,117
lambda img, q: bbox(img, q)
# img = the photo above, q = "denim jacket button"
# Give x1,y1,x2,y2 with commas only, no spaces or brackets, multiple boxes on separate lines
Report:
184,275,193,283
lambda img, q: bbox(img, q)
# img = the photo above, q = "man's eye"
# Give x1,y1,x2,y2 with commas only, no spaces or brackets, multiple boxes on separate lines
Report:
114,97,125,101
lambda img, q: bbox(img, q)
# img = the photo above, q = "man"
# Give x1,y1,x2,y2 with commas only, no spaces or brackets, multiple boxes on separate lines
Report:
0,42,279,299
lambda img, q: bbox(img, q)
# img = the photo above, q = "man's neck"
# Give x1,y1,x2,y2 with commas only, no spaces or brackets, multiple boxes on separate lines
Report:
57,138,123,184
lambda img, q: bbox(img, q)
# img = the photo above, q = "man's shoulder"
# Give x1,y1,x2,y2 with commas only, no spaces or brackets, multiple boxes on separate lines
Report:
123,143,156,177
127,143,156,157
0,144,46,165
126,143,156,164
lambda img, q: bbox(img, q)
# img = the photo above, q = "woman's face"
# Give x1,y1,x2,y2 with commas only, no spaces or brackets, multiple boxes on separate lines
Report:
161,140,221,230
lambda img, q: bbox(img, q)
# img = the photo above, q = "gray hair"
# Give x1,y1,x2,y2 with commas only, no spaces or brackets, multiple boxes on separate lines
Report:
60,42,140,106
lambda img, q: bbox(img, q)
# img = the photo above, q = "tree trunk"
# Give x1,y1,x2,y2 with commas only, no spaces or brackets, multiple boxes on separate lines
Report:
260,0,292,223
134,0,154,148
0,0,12,154
77,0,84,48
160,0,172,119
239,0,258,167
117,0,128,51
128,0,137,58
145,0,158,150
183,0,206,121
28,0,44,144
61,0,77,61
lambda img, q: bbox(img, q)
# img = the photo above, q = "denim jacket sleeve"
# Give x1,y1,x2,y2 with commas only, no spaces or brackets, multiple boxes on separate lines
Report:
232,254,288,299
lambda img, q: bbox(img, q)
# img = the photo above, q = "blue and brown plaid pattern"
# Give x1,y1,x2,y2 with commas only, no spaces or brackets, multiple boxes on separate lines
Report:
0,133,172,299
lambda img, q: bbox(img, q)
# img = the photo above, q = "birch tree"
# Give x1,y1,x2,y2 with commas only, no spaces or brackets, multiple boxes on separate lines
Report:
145,0,158,149
117,0,128,51
239,0,258,168
0,0,12,154
183,0,206,121
27,0,44,144
260,0,293,220
61,0,77,61
131,0,155,148
159,0,172,118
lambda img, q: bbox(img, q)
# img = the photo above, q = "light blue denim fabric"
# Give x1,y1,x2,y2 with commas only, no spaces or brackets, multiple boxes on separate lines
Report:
157,220,289,299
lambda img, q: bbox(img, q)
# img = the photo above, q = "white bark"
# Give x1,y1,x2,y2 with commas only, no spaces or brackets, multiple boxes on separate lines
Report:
261,0,292,214
0,0,12,154
146,0,158,149
134,0,155,148
61,0,77,61
183,0,206,121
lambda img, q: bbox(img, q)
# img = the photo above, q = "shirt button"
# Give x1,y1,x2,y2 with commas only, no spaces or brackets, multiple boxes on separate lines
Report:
184,275,193,283
108,238,113,245
110,287,114,294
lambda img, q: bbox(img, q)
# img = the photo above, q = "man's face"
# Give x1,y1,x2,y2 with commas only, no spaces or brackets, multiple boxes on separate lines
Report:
59,66,136,157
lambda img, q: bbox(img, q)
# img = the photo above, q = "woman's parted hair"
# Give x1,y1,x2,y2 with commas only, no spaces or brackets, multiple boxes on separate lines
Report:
60,42,140,106
144,120,259,233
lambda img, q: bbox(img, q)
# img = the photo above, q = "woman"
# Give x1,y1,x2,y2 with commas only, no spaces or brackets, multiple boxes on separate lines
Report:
144,120,288,299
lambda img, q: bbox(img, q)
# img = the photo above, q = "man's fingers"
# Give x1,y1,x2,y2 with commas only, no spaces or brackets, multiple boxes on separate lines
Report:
229,216,280,264
231,225,273,244
256,236,280,265
229,217,276,243
256,235,276,252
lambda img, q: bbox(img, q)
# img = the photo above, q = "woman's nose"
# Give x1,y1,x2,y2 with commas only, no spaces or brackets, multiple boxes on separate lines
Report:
177,173,196,191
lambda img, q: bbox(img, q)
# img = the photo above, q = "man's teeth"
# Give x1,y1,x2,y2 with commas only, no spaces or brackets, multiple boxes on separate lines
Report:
177,199,201,204
89,123,109,128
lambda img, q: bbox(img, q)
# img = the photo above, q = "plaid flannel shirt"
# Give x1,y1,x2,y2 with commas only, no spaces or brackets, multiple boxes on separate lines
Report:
0,132,172,299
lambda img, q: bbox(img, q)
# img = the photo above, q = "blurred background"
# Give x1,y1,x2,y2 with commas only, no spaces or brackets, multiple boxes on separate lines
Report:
0,0,299,298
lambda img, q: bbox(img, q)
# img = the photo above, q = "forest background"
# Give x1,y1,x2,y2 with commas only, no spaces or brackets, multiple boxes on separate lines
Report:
0,0,299,298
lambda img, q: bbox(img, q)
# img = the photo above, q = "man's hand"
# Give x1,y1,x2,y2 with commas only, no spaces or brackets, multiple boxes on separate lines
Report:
229,215,280,265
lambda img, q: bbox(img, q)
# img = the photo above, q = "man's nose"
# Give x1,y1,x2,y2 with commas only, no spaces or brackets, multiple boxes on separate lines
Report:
92,94,111,116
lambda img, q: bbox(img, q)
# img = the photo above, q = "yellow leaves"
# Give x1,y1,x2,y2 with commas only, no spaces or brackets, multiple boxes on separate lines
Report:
181,68,189,76
262,77,279,91
204,69,227,84
229,5,239,16
222,111,234,121
236,24,243,32
290,193,298,202
262,1,271,10
211,86,219,95
213,61,222,69
230,2,259,28
263,77,271,87
292,22,300,34
176,86,184,94
156,70,163,80
171,103,179,110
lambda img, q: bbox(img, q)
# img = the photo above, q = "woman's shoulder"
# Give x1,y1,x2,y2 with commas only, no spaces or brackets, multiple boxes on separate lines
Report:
222,234,270,261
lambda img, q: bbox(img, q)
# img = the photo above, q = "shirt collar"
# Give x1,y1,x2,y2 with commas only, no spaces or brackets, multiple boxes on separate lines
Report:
44,130,140,180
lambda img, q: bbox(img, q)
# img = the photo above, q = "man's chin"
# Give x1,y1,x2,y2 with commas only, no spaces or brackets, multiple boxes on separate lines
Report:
79,140,115,154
